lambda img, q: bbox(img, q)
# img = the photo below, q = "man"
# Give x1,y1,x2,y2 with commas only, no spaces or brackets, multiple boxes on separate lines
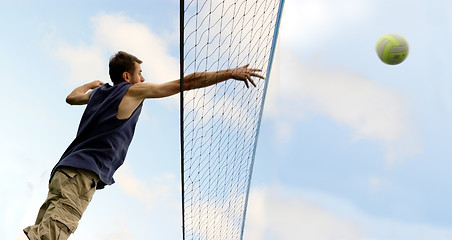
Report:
24,51,264,240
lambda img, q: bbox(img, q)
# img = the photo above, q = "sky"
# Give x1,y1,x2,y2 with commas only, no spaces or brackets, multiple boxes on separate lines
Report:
2,0,452,239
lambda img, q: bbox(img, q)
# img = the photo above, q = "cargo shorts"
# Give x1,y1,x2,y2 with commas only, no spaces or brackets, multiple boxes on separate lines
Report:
24,167,99,240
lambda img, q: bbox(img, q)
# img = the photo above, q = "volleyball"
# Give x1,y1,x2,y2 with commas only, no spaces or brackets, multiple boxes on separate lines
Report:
376,34,409,65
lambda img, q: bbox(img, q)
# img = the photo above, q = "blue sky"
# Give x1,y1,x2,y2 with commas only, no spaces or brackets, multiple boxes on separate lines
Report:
2,0,452,239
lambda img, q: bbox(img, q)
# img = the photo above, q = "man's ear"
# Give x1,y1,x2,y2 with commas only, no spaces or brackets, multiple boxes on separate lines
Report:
122,72,130,82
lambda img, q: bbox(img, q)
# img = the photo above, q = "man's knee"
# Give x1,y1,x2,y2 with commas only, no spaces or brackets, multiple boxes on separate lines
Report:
50,200,82,234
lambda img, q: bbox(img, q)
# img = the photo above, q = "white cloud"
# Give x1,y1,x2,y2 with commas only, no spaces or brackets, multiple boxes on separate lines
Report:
368,176,388,194
244,184,452,240
54,13,179,87
91,13,179,83
182,176,250,239
55,44,106,85
115,163,178,211
184,196,247,240
281,0,372,48
266,47,420,164
268,0,420,164
244,185,365,240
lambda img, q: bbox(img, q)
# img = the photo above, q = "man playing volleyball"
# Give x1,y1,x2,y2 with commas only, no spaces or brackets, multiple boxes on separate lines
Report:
23,51,264,240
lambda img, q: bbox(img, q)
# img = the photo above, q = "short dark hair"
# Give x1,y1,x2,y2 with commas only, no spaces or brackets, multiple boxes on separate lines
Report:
109,51,143,85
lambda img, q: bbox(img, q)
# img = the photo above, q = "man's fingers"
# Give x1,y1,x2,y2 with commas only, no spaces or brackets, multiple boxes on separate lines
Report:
234,65,264,88
244,79,250,88
248,77,257,87
238,64,250,70
251,72,265,79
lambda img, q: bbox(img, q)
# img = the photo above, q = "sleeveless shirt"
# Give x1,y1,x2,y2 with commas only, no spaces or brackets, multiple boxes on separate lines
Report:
51,82,142,189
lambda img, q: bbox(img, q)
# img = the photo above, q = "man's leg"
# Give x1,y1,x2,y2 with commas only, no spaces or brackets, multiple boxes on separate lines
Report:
24,167,99,240
23,188,61,239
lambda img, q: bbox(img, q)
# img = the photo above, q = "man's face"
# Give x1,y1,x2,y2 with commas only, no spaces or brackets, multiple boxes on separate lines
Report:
129,62,145,84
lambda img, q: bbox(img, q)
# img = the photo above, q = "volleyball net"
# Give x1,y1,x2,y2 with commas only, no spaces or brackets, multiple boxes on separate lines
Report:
180,0,284,239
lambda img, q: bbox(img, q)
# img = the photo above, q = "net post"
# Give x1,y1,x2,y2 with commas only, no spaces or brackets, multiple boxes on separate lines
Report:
179,0,186,239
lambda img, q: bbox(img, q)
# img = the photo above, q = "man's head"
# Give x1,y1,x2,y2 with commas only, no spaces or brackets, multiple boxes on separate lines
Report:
109,51,144,85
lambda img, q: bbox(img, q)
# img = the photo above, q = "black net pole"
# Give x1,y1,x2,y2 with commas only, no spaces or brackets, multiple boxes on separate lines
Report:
179,0,186,239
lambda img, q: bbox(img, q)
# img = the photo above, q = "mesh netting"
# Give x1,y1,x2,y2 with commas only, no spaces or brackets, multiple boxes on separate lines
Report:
180,0,284,239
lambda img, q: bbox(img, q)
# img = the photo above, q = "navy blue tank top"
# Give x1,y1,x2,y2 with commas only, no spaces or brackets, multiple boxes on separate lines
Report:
51,82,142,189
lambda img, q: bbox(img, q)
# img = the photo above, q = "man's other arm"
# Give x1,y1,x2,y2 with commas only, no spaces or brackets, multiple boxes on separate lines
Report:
66,80,104,105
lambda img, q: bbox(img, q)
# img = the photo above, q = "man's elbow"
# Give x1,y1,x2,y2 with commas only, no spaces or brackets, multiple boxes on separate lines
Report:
66,94,87,105
66,95,76,105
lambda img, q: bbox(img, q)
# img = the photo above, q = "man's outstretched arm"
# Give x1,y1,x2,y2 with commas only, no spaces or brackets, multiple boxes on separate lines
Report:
129,64,265,100
183,64,263,90
66,80,104,105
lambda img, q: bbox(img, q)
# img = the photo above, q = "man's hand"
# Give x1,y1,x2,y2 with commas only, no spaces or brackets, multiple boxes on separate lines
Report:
66,80,104,105
229,64,265,88
182,64,265,91
86,80,104,89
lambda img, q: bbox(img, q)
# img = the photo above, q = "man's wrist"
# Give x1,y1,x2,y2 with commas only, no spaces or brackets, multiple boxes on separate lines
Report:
223,69,234,79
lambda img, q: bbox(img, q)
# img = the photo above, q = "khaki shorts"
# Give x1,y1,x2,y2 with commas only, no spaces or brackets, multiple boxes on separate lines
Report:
24,167,99,240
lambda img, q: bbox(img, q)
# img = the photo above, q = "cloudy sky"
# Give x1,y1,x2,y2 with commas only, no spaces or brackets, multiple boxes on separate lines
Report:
2,0,452,239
